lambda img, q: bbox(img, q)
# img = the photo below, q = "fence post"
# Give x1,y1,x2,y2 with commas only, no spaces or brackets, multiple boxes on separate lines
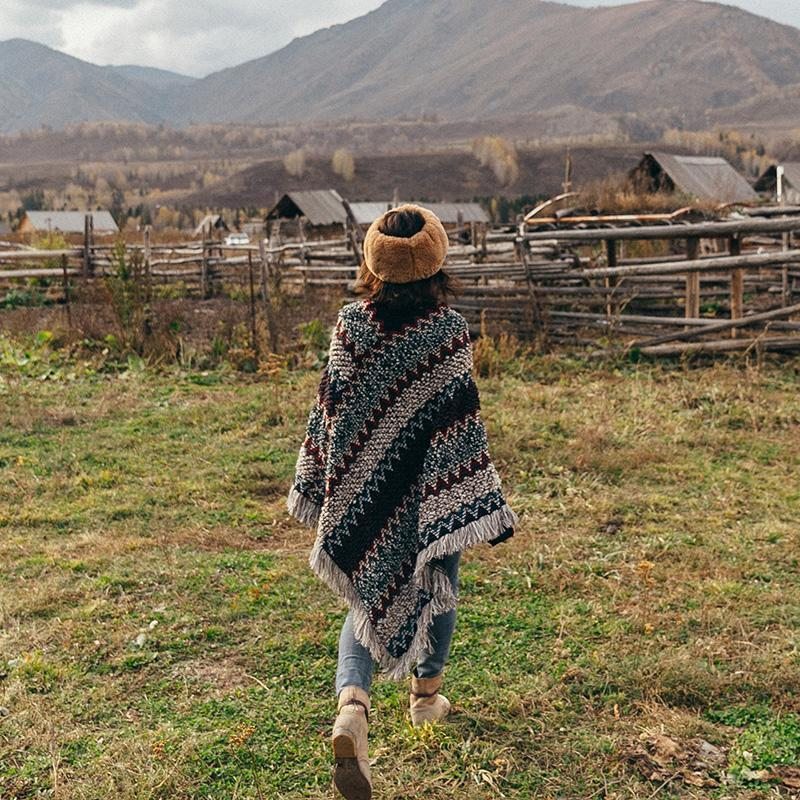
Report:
298,217,309,294
260,235,278,353
247,251,258,356
520,239,546,345
782,229,791,306
272,221,284,291
605,238,618,319
297,217,308,263
61,253,71,327
258,236,268,300
83,214,94,277
341,199,363,266
201,227,210,299
729,236,743,338
143,225,152,302
685,237,700,322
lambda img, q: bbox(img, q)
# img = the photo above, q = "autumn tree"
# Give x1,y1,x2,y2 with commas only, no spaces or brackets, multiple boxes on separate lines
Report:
472,136,520,187
332,149,356,181
284,148,307,178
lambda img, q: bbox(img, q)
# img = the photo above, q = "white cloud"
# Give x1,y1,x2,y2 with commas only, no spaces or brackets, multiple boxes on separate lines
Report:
0,0,798,78
0,2,67,50
1,0,384,76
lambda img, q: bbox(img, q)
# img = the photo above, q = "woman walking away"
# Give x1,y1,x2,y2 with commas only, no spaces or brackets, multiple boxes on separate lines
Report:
288,204,517,800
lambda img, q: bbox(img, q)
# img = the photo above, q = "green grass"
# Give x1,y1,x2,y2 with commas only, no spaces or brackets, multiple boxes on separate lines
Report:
1,338,799,798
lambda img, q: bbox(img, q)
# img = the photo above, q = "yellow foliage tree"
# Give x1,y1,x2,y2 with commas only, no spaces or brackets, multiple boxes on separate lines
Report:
472,136,519,187
284,148,307,178
332,149,356,182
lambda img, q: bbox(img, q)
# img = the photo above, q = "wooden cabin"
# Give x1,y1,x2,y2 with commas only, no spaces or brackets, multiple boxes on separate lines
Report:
18,210,119,235
630,152,758,204
267,190,489,230
193,214,230,238
754,163,800,205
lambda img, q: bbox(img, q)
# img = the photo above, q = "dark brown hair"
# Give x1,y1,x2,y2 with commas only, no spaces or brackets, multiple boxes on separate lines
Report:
356,208,458,309
380,208,426,238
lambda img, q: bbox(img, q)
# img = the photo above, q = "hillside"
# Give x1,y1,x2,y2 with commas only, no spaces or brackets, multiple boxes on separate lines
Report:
710,83,800,133
182,144,648,207
0,39,189,133
2,1,800,134
173,0,800,127
108,64,195,91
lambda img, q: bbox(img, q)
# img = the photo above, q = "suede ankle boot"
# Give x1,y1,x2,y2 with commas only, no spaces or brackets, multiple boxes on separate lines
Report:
332,686,372,800
409,674,451,726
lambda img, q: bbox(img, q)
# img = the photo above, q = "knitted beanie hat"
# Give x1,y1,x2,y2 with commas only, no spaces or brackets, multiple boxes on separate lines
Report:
363,204,449,284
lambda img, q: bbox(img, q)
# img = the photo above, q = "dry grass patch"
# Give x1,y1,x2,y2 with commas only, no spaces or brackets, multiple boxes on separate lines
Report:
1,348,799,798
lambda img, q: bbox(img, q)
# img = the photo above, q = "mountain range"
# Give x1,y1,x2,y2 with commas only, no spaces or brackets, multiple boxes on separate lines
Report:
2,0,800,135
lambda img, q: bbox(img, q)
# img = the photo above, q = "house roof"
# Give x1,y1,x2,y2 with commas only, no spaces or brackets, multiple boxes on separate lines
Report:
350,202,489,226
194,214,229,236
23,210,119,233
267,192,490,227
754,163,800,192
783,163,800,187
348,202,393,226
641,152,758,203
267,190,348,226
423,202,490,224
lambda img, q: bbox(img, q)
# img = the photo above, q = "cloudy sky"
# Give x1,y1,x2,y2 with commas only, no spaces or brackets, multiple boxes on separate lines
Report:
1,0,798,77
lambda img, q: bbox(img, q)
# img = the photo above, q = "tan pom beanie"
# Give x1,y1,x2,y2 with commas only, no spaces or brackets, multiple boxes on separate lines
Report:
363,204,449,284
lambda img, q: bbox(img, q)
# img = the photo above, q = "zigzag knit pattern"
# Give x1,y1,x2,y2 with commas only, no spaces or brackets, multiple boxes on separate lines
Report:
288,299,517,678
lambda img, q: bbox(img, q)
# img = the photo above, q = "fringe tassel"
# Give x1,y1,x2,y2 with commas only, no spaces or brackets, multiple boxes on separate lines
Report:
309,543,436,679
414,504,519,580
287,487,322,528
308,502,518,681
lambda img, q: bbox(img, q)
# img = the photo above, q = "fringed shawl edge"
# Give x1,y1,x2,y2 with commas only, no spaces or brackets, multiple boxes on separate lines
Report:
308,502,518,680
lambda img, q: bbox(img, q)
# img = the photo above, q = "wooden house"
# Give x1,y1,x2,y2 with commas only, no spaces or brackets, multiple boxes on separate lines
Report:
267,190,489,230
193,214,230,238
754,163,800,204
267,190,350,227
19,210,119,235
630,152,758,204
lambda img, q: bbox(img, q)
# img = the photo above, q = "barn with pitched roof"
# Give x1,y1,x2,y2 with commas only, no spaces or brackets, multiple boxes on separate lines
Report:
630,152,758,204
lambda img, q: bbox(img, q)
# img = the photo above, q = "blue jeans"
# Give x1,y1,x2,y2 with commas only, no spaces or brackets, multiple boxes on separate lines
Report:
335,552,461,695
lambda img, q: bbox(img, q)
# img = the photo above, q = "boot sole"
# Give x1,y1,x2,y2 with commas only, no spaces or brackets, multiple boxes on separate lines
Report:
410,698,452,727
332,732,371,800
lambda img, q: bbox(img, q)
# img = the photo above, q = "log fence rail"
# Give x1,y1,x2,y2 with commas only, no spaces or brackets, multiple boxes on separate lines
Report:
1,211,799,356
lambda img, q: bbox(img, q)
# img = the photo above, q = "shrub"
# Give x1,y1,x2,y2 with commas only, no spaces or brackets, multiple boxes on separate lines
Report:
283,148,307,178
332,149,355,181
1,287,47,309
296,318,330,368
103,239,152,356
472,136,520,187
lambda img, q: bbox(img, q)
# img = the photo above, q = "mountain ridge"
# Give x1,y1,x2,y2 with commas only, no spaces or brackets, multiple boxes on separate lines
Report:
1,0,800,134
0,38,184,132
169,0,800,127
107,64,195,90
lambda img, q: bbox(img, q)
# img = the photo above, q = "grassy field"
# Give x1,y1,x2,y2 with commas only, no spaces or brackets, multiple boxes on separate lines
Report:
1,335,799,799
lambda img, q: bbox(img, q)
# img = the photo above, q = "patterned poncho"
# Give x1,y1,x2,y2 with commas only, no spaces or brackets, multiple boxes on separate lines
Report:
288,299,517,678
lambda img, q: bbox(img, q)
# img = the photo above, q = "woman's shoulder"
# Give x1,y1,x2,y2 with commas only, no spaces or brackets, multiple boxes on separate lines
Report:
333,300,378,352
336,299,371,324
442,305,469,330
433,305,470,340
336,300,468,340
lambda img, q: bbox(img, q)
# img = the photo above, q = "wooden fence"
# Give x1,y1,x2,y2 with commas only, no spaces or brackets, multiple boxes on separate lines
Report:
2,212,800,356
